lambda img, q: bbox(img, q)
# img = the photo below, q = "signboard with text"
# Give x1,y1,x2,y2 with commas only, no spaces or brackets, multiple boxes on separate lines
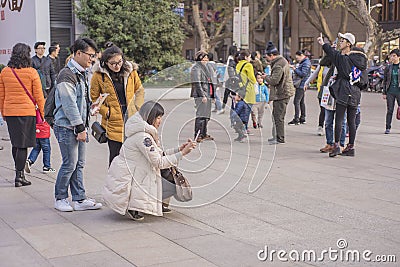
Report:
0,0,50,64
232,6,249,49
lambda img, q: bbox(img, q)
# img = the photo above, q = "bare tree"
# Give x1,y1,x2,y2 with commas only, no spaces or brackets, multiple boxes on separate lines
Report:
188,0,276,52
345,0,400,58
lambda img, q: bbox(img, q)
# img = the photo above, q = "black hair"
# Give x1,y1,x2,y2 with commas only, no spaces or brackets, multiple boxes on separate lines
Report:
8,43,32,68
73,38,98,54
139,101,165,126
228,46,238,56
295,50,305,56
251,51,257,61
49,46,57,54
390,49,400,57
100,44,130,81
51,41,60,47
238,50,250,61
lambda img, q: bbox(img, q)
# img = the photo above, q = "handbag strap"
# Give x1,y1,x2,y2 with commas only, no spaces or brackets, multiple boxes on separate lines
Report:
11,68,38,108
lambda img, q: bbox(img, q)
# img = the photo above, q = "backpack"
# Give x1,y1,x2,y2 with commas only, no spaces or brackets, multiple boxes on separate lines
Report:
44,67,80,127
225,62,249,97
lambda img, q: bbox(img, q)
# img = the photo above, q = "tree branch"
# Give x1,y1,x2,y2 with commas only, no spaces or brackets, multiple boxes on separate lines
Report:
249,0,276,31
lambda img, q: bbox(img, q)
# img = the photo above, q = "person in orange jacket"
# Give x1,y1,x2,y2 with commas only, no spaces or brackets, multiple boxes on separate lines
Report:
0,43,45,187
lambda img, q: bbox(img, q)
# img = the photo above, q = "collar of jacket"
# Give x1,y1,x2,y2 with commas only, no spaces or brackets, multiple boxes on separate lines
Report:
271,55,285,67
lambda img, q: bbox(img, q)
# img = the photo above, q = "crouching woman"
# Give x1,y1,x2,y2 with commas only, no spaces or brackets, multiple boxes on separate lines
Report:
104,101,196,221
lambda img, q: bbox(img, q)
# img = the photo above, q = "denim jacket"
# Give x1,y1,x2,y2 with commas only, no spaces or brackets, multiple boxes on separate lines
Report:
54,60,90,130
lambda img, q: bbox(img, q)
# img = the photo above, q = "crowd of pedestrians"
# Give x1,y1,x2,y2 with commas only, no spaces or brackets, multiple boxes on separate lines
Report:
0,32,398,220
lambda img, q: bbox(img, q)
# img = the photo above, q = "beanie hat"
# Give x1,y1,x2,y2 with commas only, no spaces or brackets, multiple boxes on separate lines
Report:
265,41,278,55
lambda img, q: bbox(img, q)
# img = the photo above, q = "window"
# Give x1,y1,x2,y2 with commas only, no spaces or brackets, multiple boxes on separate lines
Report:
299,37,314,55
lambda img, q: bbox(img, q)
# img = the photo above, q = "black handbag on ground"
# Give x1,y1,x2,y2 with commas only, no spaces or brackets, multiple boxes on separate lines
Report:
91,121,108,143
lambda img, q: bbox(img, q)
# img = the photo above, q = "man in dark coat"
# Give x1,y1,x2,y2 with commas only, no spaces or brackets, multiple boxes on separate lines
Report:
317,32,367,157
32,41,56,97
191,50,215,142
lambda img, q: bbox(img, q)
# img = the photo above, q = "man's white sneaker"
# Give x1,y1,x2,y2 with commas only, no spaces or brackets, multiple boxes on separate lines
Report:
74,198,102,211
216,109,225,115
55,198,73,212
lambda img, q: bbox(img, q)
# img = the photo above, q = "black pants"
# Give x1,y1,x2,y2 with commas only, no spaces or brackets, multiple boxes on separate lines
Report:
335,104,357,145
272,98,290,142
195,117,209,138
108,139,122,166
318,98,325,127
385,93,400,130
222,88,231,109
293,87,306,121
194,98,211,138
12,147,27,171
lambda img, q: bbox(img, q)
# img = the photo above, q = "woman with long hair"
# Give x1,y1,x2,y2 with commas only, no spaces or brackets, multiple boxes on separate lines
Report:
0,43,45,187
90,43,144,165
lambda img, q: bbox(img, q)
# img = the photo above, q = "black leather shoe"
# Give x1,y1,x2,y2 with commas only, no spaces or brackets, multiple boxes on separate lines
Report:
329,144,340,157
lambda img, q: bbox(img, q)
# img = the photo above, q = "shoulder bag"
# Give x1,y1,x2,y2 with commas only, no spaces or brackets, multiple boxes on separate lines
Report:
11,68,50,139
161,166,192,202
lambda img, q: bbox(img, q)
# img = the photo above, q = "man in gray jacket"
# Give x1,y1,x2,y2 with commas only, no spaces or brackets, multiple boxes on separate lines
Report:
53,38,102,212
264,42,295,144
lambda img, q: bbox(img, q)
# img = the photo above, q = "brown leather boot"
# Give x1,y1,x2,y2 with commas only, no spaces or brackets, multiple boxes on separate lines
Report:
320,144,333,153
329,143,341,157
341,144,355,156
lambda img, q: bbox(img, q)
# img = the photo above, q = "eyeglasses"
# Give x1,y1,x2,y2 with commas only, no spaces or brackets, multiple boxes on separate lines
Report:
36,47,45,50
107,59,124,67
81,51,97,59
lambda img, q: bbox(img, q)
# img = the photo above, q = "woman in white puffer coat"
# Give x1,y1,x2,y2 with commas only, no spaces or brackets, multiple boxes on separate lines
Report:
104,101,196,221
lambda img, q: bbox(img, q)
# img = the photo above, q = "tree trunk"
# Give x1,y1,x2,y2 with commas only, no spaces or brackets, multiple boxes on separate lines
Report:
192,1,210,51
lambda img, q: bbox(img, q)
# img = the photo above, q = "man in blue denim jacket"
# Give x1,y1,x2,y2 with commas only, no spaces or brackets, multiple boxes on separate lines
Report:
53,38,102,212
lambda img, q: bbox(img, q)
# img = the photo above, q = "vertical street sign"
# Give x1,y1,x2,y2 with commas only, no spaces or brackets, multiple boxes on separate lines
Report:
232,6,249,49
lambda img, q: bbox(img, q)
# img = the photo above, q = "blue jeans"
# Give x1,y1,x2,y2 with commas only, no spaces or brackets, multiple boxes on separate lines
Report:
214,92,222,110
28,138,51,168
325,109,346,146
53,125,86,201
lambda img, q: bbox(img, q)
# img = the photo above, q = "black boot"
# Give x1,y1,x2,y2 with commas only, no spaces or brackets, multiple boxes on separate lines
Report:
15,170,31,187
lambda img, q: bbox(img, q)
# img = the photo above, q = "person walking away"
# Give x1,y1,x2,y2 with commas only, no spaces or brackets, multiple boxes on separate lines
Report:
207,53,223,114
382,49,400,134
288,50,311,125
90,43,144,166
190,50,215,142
252,72,269,128
0,43,45,187
264,42,295,144
32,41,56,97
236,50,256,135
53,38,102,212
317,32,367,157
104,101,196,221
222,46,238,112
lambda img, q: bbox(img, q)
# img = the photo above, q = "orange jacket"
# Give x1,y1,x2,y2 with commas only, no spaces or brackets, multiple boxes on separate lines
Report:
0,67,45,117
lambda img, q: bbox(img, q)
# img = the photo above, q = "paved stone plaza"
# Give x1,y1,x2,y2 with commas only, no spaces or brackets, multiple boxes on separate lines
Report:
0,90,398,267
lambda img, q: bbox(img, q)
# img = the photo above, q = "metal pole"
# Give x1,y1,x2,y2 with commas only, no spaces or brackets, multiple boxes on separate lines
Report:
238,0,242,49
279,0,283,56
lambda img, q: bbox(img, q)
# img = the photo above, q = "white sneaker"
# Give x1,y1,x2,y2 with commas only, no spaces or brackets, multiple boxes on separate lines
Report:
216,109,225,115
55,198,73,212
317,126,324,136
74,198,102,211
25,160,32,173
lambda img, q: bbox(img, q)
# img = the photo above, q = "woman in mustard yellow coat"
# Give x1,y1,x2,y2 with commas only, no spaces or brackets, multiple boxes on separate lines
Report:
90,44,144,166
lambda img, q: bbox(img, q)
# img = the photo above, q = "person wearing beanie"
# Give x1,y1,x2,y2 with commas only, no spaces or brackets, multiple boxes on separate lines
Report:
264,42,295,144
190,50,215,142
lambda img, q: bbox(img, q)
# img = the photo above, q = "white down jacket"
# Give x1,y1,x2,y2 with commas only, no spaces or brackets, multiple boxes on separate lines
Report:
103,112,183,216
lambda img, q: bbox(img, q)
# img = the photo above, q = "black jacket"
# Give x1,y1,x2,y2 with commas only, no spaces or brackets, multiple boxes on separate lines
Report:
32,55,56,90
383,63,400,95
322,44,367,107
190,62,215,98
